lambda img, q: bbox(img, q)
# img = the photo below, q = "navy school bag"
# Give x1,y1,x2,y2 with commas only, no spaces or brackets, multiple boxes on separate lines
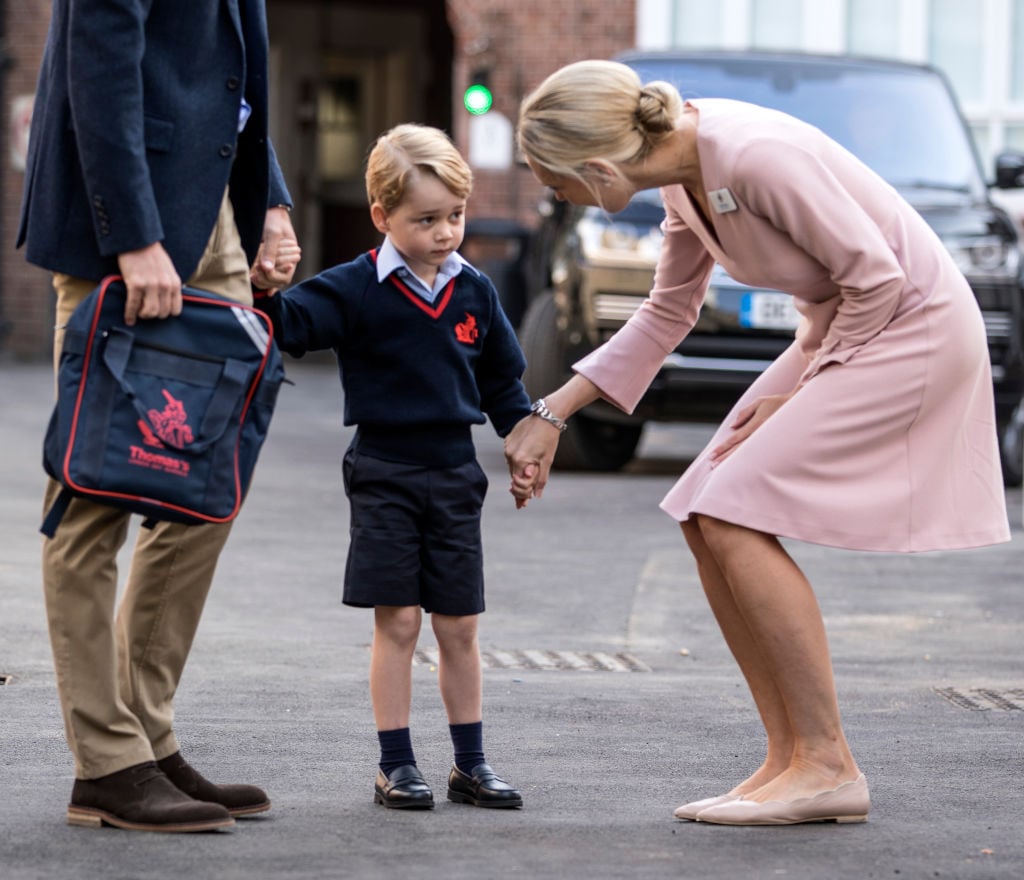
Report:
42,276,285,537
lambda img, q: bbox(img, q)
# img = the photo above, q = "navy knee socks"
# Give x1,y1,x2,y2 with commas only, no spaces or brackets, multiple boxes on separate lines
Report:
378,721,485,776
378,727,416,776
449,721,485,774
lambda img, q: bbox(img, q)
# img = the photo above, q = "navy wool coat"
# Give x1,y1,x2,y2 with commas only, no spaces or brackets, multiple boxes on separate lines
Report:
17,0,291,282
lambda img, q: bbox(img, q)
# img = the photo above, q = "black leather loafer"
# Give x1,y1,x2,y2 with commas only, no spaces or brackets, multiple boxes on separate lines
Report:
447,763,523,808
374,765,435,809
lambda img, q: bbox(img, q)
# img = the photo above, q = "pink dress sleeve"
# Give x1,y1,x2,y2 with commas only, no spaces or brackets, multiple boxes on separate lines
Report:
732,138,907,384
572,195,716,413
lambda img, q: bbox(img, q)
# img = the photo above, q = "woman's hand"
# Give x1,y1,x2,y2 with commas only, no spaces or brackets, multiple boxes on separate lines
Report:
709,390,796,464
504,414,562,508
505,375,599,507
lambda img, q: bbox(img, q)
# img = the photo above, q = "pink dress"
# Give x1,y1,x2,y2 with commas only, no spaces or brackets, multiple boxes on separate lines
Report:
573,99,1010,552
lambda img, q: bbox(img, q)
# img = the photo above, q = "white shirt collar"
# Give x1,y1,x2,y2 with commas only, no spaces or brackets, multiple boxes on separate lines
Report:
376,237,475,301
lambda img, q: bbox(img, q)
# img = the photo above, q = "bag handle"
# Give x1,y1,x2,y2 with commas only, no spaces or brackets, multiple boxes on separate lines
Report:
102,327,251,453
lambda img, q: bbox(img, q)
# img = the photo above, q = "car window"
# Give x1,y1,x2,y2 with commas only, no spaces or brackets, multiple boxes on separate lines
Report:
624,56,984,198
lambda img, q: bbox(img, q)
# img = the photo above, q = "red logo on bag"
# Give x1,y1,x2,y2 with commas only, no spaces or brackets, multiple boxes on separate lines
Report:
128,389,192,477
455,313,478,344
137,420,164,447
128,445,191,477
148,390,194,447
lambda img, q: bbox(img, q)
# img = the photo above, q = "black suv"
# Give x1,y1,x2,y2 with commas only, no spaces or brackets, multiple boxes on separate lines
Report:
518,51,1024,484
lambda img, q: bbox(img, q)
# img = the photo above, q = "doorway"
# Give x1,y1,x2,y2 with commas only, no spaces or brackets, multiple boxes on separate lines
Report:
268,0,453,276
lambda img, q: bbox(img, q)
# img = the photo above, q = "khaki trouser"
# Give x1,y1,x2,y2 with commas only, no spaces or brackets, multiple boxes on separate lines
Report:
42,191,253,779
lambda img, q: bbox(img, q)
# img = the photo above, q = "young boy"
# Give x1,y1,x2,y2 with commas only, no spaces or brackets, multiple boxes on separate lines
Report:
256,124,531,809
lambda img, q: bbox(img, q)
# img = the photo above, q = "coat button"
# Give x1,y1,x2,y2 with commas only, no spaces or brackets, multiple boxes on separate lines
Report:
219,144,234,158
226,76,240,91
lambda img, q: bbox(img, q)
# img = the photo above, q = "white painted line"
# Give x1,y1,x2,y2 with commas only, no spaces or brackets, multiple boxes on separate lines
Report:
590,652,630,672
489,649,520,668
521,650,558,669
552,651,590,671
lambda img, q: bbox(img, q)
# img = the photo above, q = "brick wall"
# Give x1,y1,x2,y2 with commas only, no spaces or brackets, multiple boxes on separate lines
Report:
447,0,635,228
0,1,636,360
2,0,54,361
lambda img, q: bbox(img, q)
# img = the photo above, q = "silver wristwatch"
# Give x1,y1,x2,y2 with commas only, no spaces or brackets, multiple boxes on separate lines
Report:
530,398,568,432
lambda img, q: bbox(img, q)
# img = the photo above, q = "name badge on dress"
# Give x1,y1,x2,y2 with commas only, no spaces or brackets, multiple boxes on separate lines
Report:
709,188,738,214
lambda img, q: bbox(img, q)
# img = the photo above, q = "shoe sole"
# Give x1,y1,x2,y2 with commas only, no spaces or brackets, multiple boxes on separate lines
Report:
228,800,272,818
67,806,235,832
698,814,868,826
373,792,434,810
447,790,523,809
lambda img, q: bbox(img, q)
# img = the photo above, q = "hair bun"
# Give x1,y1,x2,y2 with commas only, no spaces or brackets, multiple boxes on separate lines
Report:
635,82,682,136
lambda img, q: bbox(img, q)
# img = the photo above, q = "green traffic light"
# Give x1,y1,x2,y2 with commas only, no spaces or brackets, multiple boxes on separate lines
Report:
464,83,493,115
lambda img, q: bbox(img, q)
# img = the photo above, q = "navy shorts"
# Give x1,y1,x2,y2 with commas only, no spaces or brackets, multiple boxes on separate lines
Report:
341,449,488,615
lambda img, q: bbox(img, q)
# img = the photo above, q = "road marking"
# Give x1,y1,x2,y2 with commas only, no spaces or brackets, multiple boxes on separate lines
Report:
411,647,651,672
934,687,1024,710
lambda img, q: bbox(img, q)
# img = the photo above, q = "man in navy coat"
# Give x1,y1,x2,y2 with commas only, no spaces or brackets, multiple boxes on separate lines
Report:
19,0,300,833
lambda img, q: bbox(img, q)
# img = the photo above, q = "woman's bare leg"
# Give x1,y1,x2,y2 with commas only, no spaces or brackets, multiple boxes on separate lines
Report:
681,520,793,795
689,514,860,802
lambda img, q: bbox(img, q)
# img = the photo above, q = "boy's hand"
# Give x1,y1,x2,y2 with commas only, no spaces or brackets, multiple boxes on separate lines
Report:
251,237,302,290
251,207,302,290
511,462,538,509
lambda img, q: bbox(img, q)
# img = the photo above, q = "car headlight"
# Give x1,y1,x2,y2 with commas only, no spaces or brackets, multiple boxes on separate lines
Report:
578,217,662,264
945,236,1019,276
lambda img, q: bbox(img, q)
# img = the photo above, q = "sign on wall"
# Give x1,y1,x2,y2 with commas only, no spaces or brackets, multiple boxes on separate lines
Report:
10,95,35,172
468,111,513,171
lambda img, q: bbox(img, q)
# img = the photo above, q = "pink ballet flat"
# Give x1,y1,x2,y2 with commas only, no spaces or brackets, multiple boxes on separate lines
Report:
673,793,738,821
695,774,870,826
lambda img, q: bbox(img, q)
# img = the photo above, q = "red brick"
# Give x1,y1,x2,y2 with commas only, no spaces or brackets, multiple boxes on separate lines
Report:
0,0,636,359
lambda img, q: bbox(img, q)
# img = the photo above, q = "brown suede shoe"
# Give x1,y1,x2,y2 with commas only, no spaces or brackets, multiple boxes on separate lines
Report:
157,752,271,817
68,761,234,832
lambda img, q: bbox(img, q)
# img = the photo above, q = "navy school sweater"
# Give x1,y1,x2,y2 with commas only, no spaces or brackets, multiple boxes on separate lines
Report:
258,250,532,467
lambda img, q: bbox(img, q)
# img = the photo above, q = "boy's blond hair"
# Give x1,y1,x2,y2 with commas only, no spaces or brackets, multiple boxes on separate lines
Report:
365,124,473,213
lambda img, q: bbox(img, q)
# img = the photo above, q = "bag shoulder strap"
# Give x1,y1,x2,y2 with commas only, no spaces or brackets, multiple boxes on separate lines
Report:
41,487,161,536
40,487,73,538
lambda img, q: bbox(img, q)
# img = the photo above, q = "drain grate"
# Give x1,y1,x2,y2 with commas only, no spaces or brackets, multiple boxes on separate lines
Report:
934,687,1024,711
413,647,651,673
0,674,11,686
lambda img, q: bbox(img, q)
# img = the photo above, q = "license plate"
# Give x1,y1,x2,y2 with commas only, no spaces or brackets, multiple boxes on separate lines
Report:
739,292,799,330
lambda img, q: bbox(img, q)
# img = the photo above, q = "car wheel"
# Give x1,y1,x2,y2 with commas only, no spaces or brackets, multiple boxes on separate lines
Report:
998,400,1024,487
519,291,643,471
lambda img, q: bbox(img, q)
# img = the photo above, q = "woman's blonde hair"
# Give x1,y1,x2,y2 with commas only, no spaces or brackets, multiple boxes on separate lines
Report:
518,59,683,183
365,124,473,213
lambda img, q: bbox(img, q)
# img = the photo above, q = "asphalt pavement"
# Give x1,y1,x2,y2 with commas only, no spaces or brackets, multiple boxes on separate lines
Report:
2,358,1023,880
